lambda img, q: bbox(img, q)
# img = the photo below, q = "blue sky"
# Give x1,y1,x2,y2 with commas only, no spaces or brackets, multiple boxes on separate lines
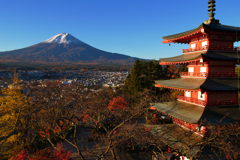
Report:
1,0,240,60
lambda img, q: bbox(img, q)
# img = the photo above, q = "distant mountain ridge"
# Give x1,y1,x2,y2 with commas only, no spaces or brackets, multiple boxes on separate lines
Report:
0,33,137,65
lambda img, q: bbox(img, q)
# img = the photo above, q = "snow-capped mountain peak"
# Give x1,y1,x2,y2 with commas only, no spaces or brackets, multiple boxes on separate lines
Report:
43,33,83,44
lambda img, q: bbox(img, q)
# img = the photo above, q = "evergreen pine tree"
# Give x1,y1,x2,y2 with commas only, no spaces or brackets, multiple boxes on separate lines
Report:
123,60,143,95
123,60,165,95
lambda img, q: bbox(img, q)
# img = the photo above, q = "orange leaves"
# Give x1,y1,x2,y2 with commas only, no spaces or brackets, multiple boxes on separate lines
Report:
165,64,179,79
39,120,66,137
108,95,127,111
82,114,90,122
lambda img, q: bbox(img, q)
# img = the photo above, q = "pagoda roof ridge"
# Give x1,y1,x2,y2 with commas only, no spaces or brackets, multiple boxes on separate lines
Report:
155,77,240,91
162,23,240,41
206,23,240,32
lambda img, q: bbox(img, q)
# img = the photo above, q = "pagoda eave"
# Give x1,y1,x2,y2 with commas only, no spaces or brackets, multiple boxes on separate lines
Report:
202,51,240,61
159,57,202,65
162,23,240,43
151,101,205,124
155,78,240,92
155,78,205,91
155,84,200,91
159,52,203,65
151,102,240,124
162,30,203,44
162,24,204,42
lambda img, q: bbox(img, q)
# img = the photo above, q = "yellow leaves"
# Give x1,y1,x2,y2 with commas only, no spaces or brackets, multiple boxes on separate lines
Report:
6,134,20,143
0,77,31,143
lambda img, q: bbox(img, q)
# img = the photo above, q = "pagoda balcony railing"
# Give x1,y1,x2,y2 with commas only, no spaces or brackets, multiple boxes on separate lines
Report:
182,45,239,53
181,72,208,77
177,95,239,106
182,45,208,53
208,46,239,51
177,95,206,106
208,72,237,77
207,100,239,105
181,72,237,77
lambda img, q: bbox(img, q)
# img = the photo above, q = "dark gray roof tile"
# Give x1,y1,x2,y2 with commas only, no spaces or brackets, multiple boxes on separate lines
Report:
155,78,239,91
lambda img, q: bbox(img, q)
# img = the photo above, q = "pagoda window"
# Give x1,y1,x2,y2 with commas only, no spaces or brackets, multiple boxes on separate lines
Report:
198,91,205,100
190,43,196,49
200,67,206,72
185,91,191,97
200,67,207,76
189,67,194,72
202,41,207,47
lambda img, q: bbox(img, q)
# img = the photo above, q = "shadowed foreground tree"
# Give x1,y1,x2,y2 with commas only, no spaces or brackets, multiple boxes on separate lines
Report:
28,80,156,160
83,89,154,160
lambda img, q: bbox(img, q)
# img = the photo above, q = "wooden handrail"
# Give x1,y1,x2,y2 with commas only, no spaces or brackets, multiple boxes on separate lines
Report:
177,95,239,106
182,45,238,53
181,72,237,77
177,95,206,105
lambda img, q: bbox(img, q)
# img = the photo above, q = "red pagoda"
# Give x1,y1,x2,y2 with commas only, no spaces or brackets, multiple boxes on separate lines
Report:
151,0,240,137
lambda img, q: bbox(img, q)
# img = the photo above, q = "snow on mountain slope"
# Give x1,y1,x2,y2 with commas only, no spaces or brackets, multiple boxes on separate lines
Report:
43,33,84,44
0,33,138,65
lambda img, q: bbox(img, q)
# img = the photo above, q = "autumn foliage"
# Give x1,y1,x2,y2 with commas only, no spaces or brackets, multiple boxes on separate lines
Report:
39,120,66,137
108,95,127,111
0,76,32,143
11,143,71,160
82,114,90,122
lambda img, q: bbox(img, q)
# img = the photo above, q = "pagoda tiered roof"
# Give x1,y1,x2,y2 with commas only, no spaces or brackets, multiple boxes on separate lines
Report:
160,50,240,65
155,78,239,91
151,102,240,124
151,101,204,124
155,78,204,90
159,52,202,64
162,23,240,44
202,50,240,61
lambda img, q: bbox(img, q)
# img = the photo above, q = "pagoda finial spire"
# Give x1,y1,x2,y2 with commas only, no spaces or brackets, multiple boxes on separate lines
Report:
208,0,216,20
204,0,220,24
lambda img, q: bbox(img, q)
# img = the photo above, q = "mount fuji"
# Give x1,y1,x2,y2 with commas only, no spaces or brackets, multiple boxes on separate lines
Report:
0,33,137,65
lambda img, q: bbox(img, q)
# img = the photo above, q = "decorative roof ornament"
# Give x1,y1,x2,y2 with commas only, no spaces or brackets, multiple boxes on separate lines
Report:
204,0,220,24
208,0,216,20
